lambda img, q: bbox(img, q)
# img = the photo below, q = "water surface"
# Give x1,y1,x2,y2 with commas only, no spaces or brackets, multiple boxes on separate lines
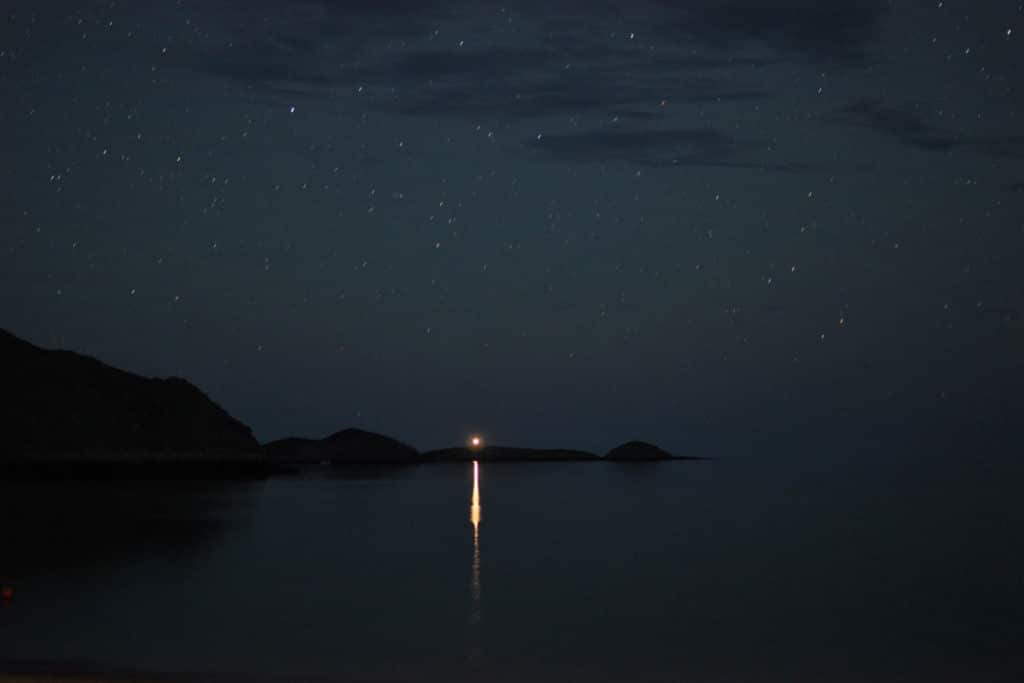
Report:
2,452,1021,681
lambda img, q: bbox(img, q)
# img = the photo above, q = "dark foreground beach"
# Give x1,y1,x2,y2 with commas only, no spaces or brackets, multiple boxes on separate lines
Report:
1,676,155,683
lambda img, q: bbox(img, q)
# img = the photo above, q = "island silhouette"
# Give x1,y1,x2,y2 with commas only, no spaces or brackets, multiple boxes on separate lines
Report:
1,328,700,475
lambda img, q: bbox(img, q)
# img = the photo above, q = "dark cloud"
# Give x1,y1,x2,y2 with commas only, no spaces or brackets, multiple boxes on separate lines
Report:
388,71,767,119
183,0,885,111
526,127,811,171
377,47,555,80
529,0,889,61
171,0,875,175
206,0,444,38
645,53,784,70
974,137,1024,160
827,98,960,150
183,29,770,121
608,110,667,121
829,99,1024,158
651,0,891,62
201,53,340,92
179,0,448,90
527,127,734,165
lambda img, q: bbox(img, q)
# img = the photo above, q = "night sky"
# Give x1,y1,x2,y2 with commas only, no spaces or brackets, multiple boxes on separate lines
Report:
2,1,1021,454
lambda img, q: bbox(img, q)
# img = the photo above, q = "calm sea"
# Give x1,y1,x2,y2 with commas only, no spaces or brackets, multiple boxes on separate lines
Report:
2,449,1021,681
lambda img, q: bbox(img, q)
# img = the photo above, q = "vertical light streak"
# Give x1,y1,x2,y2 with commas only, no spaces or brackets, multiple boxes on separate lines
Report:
470,460,482,624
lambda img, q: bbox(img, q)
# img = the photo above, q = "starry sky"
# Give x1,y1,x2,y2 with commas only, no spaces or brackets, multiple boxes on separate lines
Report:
2,1,1021,454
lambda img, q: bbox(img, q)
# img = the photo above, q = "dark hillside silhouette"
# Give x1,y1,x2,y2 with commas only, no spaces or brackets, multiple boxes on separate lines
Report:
265,428,419,464
0,329,261,465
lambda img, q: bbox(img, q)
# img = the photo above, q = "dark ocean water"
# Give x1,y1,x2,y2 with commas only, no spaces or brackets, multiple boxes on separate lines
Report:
1,449,1021,682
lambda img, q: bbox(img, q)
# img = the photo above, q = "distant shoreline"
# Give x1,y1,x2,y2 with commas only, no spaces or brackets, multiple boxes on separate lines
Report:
2,329,698,474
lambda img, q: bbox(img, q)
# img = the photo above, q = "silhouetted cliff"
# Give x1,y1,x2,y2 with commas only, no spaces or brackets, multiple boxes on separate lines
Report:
265,428,419,464
0,329,261,465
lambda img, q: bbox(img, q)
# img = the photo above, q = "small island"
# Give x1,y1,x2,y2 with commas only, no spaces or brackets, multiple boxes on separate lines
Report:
266,428,419,464
605,440,676,461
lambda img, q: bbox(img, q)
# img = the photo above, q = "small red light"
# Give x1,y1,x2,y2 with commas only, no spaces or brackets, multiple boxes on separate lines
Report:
1,586,12,600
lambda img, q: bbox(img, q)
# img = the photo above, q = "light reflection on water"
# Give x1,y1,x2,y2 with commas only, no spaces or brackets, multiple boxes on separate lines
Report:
470,460,482,625
1,457,1021,681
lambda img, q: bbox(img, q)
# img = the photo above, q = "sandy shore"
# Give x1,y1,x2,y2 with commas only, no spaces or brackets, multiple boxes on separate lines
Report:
0,673,350,683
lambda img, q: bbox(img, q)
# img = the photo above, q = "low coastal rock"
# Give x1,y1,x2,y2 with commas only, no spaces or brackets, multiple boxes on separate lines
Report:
604,441,674,461
422,446,599,462
265,428,419,464
0,329,262,467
